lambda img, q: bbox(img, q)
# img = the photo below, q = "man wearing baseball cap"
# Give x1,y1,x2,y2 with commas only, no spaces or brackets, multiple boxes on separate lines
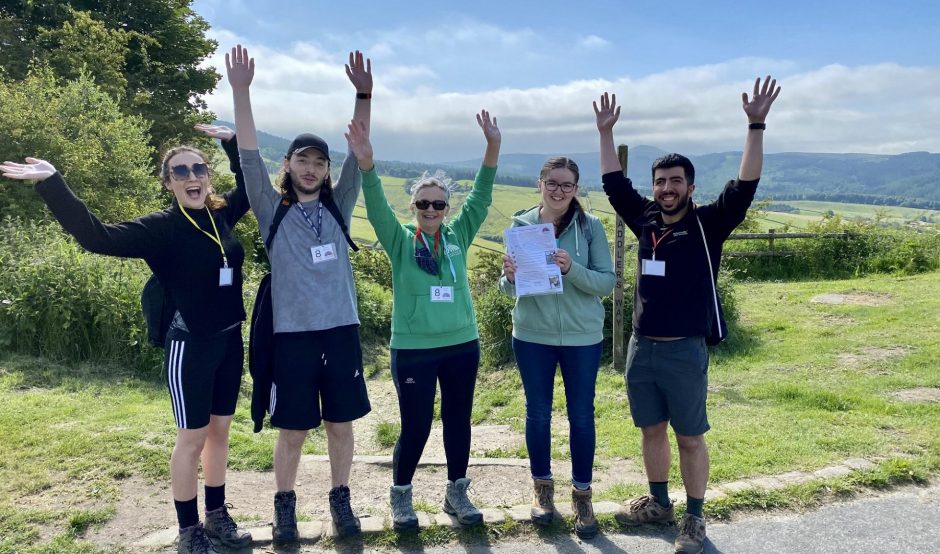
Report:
227,45,373,544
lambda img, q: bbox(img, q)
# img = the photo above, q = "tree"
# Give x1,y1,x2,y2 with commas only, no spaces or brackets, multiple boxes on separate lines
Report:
0,1,219,150
0,68,160,222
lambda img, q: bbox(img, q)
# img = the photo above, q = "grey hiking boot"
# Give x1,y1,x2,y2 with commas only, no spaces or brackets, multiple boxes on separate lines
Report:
615,494,675,526
531,478,556,526
204,503,252,548
390,484,419,530
675,513,706,554
177,522,219,554
329,485,362,537
443,477,483,525
273,490,299,546
571,487,598,539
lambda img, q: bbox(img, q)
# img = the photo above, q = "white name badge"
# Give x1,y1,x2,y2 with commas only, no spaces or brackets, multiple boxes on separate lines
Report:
642,259,666,277
430,286,454,302
310,243,337,264
219,266,233,286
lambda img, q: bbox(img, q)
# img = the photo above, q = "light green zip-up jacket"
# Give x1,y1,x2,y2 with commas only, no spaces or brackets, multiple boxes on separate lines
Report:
499,206,615,346
361,165,495,349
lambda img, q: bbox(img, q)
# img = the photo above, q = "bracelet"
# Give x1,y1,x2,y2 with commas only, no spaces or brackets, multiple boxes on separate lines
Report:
749,122,766,130
356,92,372,100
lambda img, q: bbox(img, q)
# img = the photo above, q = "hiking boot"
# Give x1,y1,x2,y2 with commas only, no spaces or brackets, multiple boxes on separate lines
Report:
675,513,706,554
204,503,252,548
389,484,419,530
530,478,556,526
571,487,598,540
442,477,483,525
273,490,299,546
329,485,362,537
177,522,219,554
615,494,675,526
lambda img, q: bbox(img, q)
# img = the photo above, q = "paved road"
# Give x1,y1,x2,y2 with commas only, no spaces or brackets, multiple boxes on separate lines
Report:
238,483,939,553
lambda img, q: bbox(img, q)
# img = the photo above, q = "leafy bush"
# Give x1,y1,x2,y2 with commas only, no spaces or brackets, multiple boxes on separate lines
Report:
0,69,160,222
351,248,393,289
0,218,162,375
356,280,392,345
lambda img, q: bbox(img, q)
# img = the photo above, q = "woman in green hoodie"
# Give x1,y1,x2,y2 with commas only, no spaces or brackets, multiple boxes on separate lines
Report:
344,112,500,530
499,157,615,539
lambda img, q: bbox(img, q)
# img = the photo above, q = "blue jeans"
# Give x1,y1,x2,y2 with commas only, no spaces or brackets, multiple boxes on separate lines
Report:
512,338,602,487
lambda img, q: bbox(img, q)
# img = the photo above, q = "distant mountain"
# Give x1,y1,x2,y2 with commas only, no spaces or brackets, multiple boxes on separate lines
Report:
216,121,940,208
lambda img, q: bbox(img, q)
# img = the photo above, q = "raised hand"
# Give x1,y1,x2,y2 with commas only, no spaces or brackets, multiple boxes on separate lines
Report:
476,109,500,144
194,123,235,141
344,119,374,170
0,158,57,182
226,45,255,90
553,248,572,274
345,50,373,94
742,76,781,123
594,92,621,133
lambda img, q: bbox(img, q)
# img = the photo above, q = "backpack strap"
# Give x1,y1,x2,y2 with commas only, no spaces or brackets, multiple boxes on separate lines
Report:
577,210,593,246
264,198,293,251
321,195,359,252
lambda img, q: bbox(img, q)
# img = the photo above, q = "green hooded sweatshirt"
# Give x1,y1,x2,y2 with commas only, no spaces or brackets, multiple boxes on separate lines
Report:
499,205,615,346
361,165,495,349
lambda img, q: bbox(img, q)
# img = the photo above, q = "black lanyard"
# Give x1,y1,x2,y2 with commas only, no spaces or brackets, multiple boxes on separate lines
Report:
295,201,323,243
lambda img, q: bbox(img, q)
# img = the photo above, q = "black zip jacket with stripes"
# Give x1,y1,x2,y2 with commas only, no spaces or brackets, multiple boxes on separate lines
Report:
34,138,250,337
601,170,759,338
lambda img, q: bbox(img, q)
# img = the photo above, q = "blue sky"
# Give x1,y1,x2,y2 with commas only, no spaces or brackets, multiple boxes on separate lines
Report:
194,0,940,162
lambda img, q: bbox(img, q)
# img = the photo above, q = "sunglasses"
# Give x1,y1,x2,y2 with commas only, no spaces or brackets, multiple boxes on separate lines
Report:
170,163,209,181
413,199,448,210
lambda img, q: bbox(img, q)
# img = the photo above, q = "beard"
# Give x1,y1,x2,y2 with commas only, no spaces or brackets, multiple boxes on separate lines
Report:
291,171,324,197
657,193,691,216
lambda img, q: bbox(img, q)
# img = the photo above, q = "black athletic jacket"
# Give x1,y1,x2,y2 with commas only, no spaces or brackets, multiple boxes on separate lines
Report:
602,171,758,338
35,138,250,337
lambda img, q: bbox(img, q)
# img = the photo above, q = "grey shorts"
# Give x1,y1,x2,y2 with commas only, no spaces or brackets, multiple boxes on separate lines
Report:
624,334,710,436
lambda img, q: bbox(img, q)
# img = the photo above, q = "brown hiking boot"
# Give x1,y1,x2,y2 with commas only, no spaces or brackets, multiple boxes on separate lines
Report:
674,513,706,553
530,478,556,525
615,494,675,526
571,487,598,539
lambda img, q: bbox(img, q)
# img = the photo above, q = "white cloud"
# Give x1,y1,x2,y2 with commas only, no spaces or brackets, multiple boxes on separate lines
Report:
579,35,611,49
201,30,940,162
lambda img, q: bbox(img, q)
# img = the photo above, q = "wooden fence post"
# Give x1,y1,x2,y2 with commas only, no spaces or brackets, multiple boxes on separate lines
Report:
613,145,629,371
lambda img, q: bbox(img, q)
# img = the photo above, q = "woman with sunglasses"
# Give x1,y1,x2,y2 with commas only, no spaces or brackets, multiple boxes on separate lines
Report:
499,157,615,539
344,111,500,530
0,124,253,554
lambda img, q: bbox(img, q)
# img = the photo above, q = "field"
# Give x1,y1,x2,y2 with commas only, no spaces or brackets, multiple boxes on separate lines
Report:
2,270,939,552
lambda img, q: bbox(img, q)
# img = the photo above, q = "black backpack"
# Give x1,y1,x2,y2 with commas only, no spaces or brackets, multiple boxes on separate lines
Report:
141,275,175,347
249,195,358,432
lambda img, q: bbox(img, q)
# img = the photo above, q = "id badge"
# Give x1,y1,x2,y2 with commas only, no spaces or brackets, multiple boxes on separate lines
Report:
430,286,454,302
641,259,666,277
310,243,336,264
219,266,233,286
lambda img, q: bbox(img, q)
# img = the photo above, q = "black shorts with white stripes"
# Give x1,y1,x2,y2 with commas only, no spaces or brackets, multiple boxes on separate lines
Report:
164,324,244,429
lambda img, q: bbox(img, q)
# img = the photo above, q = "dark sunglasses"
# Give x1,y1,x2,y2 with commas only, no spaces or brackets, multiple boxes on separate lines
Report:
170,163,209,181
413,199,448,210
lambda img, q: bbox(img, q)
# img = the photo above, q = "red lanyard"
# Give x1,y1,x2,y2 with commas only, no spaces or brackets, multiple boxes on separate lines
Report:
416,228,441,261
650,228,673,257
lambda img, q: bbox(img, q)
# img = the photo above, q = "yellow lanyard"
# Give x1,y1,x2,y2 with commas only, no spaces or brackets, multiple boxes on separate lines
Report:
180,206,228,267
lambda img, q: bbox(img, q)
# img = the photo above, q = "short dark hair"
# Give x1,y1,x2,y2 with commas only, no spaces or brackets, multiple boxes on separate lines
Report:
651,153,695,185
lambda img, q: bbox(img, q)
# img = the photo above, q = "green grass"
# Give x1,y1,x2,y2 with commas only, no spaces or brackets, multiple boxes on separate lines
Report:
374,421,401,449
2,271,939,551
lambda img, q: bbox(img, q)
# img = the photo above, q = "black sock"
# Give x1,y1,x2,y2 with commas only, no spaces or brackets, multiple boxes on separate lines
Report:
205,484,225,512
649,481,670,508
686,496,704,518
175,497,199,530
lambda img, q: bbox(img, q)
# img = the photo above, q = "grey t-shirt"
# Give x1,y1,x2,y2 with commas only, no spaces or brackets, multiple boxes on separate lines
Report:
239,148,361,333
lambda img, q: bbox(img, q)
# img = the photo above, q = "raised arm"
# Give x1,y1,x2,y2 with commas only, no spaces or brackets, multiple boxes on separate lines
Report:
346,50,373,135
1,158,161,258
226,45,258,151
594,92,622,175
449,110,500,245
346,119,407,252
194,123,250,222
738,75,781,181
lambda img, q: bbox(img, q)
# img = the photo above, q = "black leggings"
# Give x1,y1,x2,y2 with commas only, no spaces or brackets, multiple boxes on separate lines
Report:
390,340,480,485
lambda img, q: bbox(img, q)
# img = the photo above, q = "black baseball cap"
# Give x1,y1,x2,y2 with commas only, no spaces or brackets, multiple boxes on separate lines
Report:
286,133,330,161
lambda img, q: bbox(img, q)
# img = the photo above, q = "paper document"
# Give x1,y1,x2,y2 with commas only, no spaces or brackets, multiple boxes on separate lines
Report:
504,223,564,297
